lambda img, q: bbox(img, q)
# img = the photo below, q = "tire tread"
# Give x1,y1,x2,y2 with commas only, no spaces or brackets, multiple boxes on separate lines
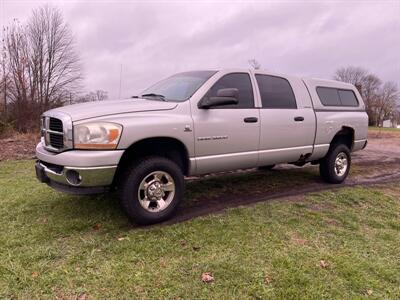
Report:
118,156,184,225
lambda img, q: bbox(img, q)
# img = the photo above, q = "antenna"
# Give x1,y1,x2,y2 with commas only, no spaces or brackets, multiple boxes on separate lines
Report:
118,64,122,99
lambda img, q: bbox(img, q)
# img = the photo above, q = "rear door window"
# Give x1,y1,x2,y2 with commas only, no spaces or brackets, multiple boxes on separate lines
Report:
256,75,297,109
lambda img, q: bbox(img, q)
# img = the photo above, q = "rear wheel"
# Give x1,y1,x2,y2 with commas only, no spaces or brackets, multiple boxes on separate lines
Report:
119,156,184,225
319,144,351,184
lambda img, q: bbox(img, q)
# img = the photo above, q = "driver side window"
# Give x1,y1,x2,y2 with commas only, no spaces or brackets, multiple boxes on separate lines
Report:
207,73,254,108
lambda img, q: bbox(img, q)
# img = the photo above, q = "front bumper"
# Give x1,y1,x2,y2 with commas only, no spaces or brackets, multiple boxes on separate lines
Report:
35,143,124,194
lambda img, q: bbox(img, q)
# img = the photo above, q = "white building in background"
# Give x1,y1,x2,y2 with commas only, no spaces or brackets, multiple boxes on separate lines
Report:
382,119,399,128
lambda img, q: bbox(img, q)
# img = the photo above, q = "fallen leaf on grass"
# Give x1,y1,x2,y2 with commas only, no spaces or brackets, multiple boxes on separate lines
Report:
192,246,201,251
31,271,39,278
92,223,101,230
38,218,48,224
264,274,272,285
366,289,373,295
201,272,214,283
117,237,126,241
180,240,187,246
320,260,329,268
159,258,167,268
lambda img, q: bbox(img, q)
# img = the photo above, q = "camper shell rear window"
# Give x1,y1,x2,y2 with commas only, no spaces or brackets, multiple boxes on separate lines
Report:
316,87,359,107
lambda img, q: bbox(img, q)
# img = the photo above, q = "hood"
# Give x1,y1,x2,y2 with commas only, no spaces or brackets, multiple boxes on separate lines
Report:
45,98,178,121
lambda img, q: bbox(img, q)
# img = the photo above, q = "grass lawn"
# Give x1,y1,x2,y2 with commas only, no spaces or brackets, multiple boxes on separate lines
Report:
368,126,400,132
0,160,399,299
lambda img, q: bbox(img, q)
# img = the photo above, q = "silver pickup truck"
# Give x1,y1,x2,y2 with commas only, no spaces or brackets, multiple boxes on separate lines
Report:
35,69,368,224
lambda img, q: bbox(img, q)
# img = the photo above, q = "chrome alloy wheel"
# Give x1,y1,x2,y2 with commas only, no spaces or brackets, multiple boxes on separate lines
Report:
138,171,175,212
334,152,348,177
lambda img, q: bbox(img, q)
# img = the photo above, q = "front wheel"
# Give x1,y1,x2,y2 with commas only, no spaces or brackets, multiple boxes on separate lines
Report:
319,144,351,184
118,157,184,225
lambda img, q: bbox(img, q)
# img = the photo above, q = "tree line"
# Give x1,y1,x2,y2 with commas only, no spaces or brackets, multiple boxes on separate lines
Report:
0,6,107,134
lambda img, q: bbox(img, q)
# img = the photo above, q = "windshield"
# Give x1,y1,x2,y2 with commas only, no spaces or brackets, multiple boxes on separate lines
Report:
141,71,217,102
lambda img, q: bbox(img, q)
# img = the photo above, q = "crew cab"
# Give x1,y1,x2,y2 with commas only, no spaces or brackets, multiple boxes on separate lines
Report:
35,69,368,224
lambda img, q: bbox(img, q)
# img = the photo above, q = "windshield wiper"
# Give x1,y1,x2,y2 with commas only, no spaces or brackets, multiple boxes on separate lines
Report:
141,93,167,101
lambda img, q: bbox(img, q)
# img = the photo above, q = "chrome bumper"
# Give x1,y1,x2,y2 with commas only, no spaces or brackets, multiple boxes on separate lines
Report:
36,161,117,187
35,142,123,191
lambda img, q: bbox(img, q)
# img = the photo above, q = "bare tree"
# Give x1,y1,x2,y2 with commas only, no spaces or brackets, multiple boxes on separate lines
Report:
1,27,10,119
248,58,261,70
75,90,108,103
359,74,381,125
375,82,399,126
28,6,81,111
3,5,82,131
334,66,368,92
5,21,32,131
94,89,108,101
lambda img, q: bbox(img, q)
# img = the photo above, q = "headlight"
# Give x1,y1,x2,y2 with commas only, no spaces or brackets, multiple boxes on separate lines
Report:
73,122,122,149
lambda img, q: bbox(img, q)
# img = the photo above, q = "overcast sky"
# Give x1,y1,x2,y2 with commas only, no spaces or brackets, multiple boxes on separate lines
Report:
1,0,399,99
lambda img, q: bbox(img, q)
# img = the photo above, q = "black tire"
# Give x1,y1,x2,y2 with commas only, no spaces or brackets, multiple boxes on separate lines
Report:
118,156,184,225
319,144,351,184
258,164,276,171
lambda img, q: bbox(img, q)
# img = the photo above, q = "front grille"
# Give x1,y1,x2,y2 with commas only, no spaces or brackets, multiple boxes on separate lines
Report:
49,118,63,132
41,116,66,152
49,133,64,149
48,117,64,149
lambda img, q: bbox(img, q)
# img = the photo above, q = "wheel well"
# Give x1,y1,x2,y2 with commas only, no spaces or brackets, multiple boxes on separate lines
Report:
330,126,354,150
113,137,190,185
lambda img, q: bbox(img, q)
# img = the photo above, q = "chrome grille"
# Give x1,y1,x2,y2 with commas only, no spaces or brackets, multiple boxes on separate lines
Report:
49,131,64,148
41,113,73,152
49,118,63,132
47,118,64,149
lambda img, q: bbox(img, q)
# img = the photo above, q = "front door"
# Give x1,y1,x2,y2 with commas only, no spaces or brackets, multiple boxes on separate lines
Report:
191,72,260,174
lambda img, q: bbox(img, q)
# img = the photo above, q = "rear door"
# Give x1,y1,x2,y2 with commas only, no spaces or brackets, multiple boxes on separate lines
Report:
191,72,260,174
256,74,316,165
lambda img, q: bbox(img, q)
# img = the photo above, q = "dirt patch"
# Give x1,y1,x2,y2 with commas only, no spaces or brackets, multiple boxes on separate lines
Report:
352,136,400,166
0,133,39,161
368,130,400,139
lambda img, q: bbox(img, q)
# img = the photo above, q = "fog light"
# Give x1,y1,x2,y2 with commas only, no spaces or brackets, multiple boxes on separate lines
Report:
65,170,82,186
